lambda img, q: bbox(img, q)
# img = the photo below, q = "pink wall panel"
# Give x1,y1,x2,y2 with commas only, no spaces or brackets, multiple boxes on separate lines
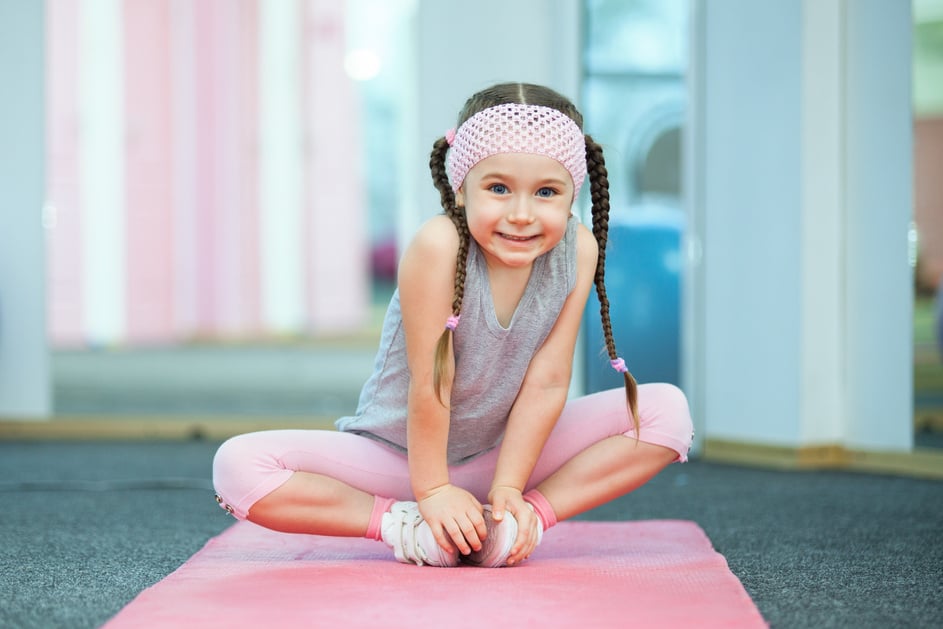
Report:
238,0,262,335
189,0,221,337
303,0,369,332
166,0,264,340
212,1,260,336
168,0,199,338
45,0,84,346
166,0,264,341
46,0,368,347
124,0,175,344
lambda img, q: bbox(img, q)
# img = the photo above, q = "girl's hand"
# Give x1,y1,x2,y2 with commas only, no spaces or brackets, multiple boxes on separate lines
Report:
416,484,487,556
489,485,541,566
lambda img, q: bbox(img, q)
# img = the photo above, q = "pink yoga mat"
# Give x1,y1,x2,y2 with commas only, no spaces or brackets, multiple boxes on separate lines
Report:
105,520,766,628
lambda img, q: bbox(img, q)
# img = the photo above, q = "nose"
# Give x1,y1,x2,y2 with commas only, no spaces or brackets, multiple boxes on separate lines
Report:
507,197,535,224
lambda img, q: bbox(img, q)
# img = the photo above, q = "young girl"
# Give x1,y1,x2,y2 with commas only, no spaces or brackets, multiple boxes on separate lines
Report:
213,82,693,568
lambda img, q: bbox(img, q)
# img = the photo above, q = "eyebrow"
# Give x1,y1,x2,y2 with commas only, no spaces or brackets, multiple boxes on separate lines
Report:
478,172,569,187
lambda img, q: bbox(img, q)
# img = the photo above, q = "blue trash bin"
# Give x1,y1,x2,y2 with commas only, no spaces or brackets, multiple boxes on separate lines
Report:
584,204,683,392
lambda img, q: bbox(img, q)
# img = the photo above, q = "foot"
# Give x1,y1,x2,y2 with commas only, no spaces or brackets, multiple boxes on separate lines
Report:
380,501,459,567
463,505,519,567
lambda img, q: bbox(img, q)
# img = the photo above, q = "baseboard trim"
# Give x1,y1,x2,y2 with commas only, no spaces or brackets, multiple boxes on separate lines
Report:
0,416,337,441
703,438,943,480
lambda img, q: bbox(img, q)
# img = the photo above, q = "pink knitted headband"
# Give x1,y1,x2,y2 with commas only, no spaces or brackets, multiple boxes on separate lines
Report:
445,103,587,197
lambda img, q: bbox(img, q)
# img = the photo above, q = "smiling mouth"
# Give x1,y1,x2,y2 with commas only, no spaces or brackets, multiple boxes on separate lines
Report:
499,232,537,242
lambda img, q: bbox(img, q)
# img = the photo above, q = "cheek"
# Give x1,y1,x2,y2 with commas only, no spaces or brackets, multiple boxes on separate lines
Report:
543,208,571,231
462,210,488,239
464,199,502,226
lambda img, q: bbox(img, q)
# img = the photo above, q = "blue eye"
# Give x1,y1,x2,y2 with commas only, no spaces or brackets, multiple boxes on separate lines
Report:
489,183,509,194
536,187,557,198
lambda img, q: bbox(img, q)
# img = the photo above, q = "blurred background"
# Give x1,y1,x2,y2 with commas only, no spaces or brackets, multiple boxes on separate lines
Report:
1,0,940,464
40,0,696,420
912,0,943,450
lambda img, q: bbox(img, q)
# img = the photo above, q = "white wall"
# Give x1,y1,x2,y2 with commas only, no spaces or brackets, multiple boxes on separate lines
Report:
688,0,913,451
0,2,50,417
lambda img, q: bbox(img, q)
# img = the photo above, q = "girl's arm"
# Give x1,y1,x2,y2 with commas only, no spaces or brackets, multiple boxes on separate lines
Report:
398,215,488,555
489,223,599,562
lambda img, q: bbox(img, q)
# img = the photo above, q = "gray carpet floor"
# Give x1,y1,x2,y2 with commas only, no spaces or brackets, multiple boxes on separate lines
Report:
4,346,939,627
2,440,941,629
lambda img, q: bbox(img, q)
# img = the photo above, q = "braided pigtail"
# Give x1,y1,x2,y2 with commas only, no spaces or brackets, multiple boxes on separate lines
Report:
429,137,471,405
585,135,640,432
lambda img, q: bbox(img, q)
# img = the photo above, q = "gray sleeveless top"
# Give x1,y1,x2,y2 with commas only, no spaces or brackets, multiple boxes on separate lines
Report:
335,216,579,464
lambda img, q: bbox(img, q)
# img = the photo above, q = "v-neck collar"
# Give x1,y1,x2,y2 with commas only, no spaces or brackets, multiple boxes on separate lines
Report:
471,239,548,335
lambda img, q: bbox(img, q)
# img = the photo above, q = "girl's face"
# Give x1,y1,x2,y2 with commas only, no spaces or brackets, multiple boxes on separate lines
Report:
457,152,574,270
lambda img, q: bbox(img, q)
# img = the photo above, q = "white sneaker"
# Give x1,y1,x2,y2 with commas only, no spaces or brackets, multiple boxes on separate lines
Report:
380,501,459,567
463,505,519,567
464,504,545,567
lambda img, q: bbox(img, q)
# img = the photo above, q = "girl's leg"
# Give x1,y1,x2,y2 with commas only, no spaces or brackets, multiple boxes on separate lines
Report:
212,430,414,537
212,384,692,539
245,472,376,537
521,383,693,524
535,437,677,522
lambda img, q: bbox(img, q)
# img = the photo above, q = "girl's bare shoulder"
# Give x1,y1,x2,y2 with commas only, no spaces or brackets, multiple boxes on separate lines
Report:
575,222,599,271
398,215,460,300
404,214,460,261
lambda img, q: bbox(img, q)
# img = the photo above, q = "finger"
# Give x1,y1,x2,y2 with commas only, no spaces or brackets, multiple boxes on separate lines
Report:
503,517,525,565
524,515,542,558
471,509,488,542
491,496,506,522
511,512,531,554
507,512,537,565
459,518,483,552
444,521,473,555
512,530,537,565
522,523,538,559
431,523,457,555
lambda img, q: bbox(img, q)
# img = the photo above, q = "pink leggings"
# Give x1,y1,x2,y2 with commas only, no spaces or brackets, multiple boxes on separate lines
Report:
212,383,694,521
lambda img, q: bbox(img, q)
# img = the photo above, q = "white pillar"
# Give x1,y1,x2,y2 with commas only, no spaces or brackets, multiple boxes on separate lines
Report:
798,0,845,445
687,0,913,452
0,2,50,417
259,0,306,332
79,0,126,344
841,0,913,450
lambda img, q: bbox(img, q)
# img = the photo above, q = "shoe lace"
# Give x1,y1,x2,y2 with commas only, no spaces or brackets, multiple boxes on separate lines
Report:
398,508,427,565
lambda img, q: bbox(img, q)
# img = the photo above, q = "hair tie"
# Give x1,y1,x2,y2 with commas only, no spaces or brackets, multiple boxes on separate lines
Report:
445,314,460,331
445,128,456,146
610,357,628,374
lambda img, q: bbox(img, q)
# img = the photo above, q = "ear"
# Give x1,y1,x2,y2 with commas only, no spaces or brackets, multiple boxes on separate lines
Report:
455,186,465,207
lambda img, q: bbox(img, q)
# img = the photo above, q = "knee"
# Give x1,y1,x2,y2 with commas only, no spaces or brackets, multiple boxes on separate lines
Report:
639,382,691,422
660,383,694,434
213,434,247,487
639,383,695,452
212,433,266,515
